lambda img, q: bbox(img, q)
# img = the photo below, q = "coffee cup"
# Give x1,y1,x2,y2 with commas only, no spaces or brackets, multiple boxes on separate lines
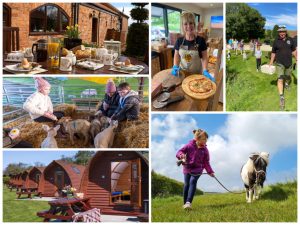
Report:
103,53,118,65
60,57,72,71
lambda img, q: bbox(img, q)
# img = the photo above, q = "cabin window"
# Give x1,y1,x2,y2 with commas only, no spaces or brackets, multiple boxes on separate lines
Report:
30,4,69,35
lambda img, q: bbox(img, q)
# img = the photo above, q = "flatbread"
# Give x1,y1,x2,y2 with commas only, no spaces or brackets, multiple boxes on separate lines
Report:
182,75,216,100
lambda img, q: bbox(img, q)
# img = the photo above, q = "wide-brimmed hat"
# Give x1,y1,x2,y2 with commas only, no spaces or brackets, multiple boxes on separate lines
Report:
277,25,287,32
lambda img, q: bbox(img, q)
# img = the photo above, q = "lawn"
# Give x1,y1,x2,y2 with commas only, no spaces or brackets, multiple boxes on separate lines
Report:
226,51,297,111
152,181,297,222
3,186,49,222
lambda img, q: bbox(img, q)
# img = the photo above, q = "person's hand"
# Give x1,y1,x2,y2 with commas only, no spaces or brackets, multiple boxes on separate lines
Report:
171,65,180,76
269,61,273,66
44,112,57,121
203,70,216,82
209,173,215,177
110,114,116,120
103,102,109,111
94,110,102,116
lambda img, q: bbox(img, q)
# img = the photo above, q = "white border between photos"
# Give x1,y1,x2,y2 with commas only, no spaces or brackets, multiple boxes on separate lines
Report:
0,0,299,225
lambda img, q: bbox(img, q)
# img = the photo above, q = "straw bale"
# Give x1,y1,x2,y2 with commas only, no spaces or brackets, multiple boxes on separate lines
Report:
54,104,77,117
3,103,149,148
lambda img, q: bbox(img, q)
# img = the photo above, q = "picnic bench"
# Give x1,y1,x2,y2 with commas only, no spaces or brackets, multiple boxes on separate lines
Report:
17,187,39,199
71,98,101,111
37,197,92,222
10,184,22,191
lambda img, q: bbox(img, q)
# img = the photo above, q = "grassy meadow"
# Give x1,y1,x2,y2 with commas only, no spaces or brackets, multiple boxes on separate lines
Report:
3,186,48,222
152,181,297,222
226,50,297,111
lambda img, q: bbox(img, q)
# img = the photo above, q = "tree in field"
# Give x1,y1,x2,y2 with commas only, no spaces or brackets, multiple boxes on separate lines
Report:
3,163,31,176
226,3,266,41
125,3,149,57
272,25,279,39
74,151,95,166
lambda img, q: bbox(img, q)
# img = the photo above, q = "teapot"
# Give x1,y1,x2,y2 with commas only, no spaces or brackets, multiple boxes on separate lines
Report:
32,39,48,62
96,46,108,62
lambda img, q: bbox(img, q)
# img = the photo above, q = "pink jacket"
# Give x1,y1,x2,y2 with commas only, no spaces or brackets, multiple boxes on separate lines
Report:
176,139,214,175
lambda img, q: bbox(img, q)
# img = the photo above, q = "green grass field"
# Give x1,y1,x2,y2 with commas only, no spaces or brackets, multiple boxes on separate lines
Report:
3,186,48,222
152,181,297,222
226,51,297,111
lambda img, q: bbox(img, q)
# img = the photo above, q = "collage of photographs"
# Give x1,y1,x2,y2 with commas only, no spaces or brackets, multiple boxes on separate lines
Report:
1,1,298,223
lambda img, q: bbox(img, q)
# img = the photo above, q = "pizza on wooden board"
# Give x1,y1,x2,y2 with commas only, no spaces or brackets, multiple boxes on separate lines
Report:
182,75,216,99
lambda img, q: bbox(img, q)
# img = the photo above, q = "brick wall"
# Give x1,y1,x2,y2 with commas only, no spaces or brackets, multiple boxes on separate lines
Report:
6,3,71,49
6,3,128,50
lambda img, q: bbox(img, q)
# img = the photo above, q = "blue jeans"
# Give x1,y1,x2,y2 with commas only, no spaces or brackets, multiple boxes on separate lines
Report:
183,173,200,204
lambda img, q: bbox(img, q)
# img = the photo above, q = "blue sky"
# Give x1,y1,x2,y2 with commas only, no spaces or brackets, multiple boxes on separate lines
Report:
248,3,297,30
111,3,149,25
3,151,77,169
152,114,297,192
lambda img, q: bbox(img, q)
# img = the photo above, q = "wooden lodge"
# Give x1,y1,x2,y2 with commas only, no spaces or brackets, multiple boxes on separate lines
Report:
79,151,149,216
25,167,45,189
38,160,85,197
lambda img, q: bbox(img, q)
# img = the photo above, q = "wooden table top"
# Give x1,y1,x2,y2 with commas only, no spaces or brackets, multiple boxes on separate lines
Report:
3,56,149,75
152,70,210,111
49,197,90,206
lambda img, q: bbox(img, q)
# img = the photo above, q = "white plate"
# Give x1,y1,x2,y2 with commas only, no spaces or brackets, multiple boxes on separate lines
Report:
4,64,40,73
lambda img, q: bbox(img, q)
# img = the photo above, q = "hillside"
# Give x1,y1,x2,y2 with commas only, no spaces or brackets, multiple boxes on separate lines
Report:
152,181,297,222
152,171,203,198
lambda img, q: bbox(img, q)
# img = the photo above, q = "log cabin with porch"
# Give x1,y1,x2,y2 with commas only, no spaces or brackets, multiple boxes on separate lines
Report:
3,2,129,54
79,151,149,216
38,160,85,197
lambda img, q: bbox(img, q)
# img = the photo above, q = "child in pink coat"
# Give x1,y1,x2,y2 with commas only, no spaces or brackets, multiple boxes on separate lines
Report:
176,129,215,209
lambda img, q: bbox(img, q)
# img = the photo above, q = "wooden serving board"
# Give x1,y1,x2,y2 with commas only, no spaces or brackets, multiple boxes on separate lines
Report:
152,69,185,88
182,75,216,100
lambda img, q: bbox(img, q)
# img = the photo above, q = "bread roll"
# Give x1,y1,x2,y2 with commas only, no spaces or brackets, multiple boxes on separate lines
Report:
124,58,131,66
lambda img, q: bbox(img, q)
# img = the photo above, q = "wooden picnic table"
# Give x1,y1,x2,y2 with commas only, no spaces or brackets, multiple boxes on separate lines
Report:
3,56,149,75
10,184,23,191
37,197,92,222
17,187,39,199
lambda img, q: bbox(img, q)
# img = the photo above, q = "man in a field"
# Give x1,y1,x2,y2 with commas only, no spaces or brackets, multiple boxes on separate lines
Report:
269,25,297,110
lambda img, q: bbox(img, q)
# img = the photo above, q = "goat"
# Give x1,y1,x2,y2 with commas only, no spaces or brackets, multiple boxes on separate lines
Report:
41,125,60,148
94,120,118,148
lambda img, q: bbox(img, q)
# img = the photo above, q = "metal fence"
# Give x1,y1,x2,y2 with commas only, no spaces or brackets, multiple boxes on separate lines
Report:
3,79,149,110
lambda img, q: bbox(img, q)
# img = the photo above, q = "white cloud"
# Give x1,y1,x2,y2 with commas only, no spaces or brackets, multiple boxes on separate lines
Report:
265,14,297,29
152,114,297,192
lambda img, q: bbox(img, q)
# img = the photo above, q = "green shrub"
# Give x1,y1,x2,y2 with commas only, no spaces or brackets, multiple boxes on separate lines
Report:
3,176,10,185
125,23,149,57
152,171,203,198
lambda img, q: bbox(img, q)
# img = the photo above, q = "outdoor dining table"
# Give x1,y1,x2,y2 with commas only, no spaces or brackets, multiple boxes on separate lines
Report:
37,197,92,222
17,187,38,199
151,69,212,111
3,56,149,75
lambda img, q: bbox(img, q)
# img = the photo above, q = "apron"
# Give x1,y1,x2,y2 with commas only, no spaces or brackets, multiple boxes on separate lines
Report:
179,37,202,74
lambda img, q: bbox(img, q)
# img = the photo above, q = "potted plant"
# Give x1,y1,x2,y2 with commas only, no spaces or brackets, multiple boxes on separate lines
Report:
62,185,77,198
64,24,82,50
